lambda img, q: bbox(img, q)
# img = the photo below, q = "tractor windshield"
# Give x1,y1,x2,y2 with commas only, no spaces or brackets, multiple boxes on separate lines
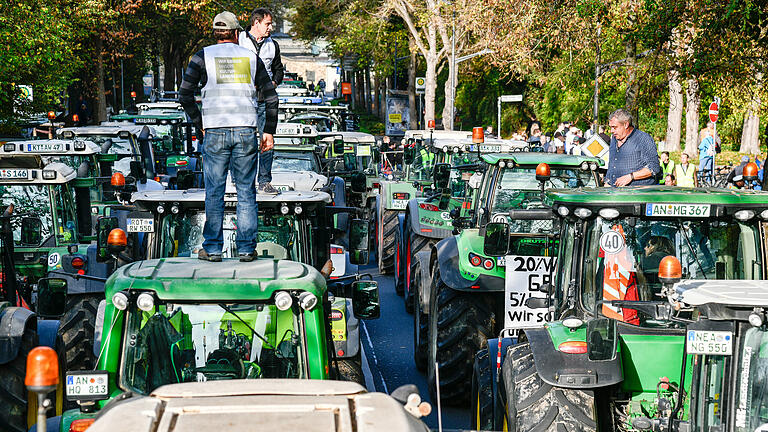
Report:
0,185,54,245
581,217,762,327
492,167,596,214
272,151,320,172
160,210,299,260
120,302,308,395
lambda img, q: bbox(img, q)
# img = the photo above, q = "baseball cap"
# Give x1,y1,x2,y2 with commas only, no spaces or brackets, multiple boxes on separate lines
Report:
213,11,242,30
741,155,750,163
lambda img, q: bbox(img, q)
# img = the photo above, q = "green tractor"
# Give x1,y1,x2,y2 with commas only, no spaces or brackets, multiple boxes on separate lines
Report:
114,187,373,382
393,137,529,307
418,154,602,403
631,278,768,432
472,186,768,431
44,255,380,431
375,130,470,273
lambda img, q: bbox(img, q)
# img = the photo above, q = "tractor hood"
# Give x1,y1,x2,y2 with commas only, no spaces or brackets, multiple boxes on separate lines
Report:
270,170,328,191
105,257,327,301
86,379,429,432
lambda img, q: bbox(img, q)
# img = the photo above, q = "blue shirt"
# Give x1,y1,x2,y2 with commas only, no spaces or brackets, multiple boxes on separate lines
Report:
605,128,661,186
699,135,714,158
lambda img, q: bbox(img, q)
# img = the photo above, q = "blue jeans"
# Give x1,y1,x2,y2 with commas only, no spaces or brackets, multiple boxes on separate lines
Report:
699,156,713,182
256,101,273,185
202,127,259,255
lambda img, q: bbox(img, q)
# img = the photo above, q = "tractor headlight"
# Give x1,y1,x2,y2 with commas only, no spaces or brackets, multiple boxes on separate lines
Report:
574,208,592,219
294,204,303,215
749,309,764,327
280,203,290,215
557,206,570,217
112,292,129,310
136,293,155,311
734,210,755,221
275,291,293,311
298,292,318,311
598,208,620,220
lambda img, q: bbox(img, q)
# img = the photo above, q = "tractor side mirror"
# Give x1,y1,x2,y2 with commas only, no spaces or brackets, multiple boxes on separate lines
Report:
403,147,415,165
96,217,119,262
348,219,370,265
586,318,618,361
333,138,345,155
129,160,145,181
433,163,451,189
352,281,380,319
20,217,42,246
350,171,366,193
483,222,510,257
36,278,67,318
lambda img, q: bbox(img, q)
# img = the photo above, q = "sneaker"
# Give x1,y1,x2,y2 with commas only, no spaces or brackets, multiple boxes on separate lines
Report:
239,252,255,262
198,249,222,262
259,182,279,195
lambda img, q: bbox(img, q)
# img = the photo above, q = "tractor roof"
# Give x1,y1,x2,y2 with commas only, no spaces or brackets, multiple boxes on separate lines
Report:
404,129,471,140
61,123,154,138
281,104,348,114
547,186,768,206
137,101,183,112
669,280,768,322
481,153,603,167
110,112,186,124
0,139,101,156
132,189,331,206
0,161,76,184
106,258,327,301
318,131,375,144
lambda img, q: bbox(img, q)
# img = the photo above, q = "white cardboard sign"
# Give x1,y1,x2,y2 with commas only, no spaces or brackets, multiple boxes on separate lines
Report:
503,255,556,329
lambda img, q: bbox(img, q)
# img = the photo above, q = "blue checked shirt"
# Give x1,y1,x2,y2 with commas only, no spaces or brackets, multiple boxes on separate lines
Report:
605,128,661,186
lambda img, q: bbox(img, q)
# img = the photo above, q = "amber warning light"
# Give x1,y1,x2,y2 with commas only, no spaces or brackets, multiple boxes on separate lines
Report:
110,172,125,187
472,127,484,144
743,162,758,181
658,255,682,284
535,163,551,182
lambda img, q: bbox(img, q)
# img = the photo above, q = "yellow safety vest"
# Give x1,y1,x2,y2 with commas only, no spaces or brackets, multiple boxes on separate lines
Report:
660,160,675,184
675,164,696,187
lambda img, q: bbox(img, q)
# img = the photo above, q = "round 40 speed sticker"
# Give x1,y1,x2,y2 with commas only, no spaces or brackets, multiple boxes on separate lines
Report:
600,230,625,254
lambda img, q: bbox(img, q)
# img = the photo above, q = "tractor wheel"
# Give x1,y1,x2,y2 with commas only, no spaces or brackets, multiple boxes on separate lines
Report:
427,264,495,404
336,355,365,387
471,348,494,431
0,322,37,432
404,232,434,312
504,343,596,432
412,261,428,371
58,294,101,372
393,229,404,296
378,210,398,274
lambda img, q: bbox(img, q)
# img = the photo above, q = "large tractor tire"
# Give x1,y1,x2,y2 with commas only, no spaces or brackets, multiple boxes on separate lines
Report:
471,348,494,431
393,229,404,296
503,343,596,432
58,294,101,372
403,231,435,312
378,210,398,274
412,258,428,371
337,356,365,387
427,264,495,404
0,323,37,432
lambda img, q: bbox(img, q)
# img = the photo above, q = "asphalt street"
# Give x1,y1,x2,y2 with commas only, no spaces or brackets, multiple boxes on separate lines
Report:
356,261,469,430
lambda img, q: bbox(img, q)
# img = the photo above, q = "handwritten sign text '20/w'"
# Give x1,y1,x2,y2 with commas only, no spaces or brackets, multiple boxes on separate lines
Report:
504,255,556,329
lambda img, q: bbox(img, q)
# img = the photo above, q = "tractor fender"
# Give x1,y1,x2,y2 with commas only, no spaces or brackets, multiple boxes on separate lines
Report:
0,304,36,365
522,327,623,389
87,244,111,279
48,269,107,295
406,200,453,240
414,250,433,314
434,237,505,292
486,337,519,410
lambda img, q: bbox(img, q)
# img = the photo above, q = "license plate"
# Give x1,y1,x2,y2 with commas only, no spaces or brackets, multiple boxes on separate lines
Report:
127,218,154,233
645,203,710,218
26,143,64,152
66,371,109,401
479,145,501,152
687,330,732,355
392,199,408,210
0,169,29,179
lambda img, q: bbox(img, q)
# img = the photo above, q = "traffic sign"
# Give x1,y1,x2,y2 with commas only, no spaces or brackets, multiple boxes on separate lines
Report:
415,77,426,91
709,101,719,123
499,94,523,103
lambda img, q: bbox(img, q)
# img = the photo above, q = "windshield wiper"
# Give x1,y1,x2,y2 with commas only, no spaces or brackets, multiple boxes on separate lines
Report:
218,303,275,349
677,220,707,279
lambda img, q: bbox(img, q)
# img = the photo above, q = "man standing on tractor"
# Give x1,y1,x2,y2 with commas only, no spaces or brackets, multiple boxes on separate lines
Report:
605,108,661,187
179,11,278,262
239,7,284,195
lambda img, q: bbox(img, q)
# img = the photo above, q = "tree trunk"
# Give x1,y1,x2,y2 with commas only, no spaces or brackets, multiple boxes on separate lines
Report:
424,52,438,126
740,103,761,155
665,71,683,151
408,41,418,129
374,73,381,118
441,49,456,130
624,34,639,122
364,67,372,114
684,78,700,156
162,43,175,92
95,38,107,123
